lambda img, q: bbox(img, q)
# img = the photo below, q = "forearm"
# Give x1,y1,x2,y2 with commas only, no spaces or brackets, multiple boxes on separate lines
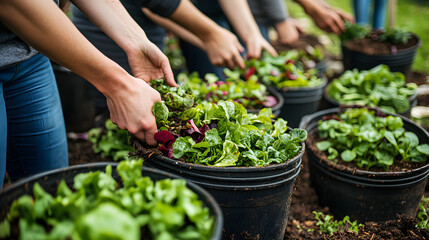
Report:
0,0,128,96
142,8,204,50
72,0,150,55
218,0,261,43
168,0,222,43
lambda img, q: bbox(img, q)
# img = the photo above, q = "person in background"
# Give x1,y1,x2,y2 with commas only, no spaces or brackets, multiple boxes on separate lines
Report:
0,0,175,188
72,0,246,117
178,0,278,80
353,0,388,29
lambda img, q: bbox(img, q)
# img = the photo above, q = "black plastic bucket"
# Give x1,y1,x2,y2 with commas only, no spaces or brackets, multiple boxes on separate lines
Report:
52,63,96,132
0,163,223,240
138,142,304,240
277,77,327,128
299,108,429,222
246,87,284,118
323,83,418,118
342,34,422,77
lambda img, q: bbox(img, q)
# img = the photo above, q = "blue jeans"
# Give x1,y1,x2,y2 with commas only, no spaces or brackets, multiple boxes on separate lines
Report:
0,54,68,188
353,0,388,29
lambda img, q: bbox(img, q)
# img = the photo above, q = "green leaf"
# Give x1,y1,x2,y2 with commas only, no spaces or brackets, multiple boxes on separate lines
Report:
117,159,143,188
341,150,356,162
316,141,332,151
75,203,140,240
375,150,394,166
153,102,169,123
214,141,240,166
417,144,429,155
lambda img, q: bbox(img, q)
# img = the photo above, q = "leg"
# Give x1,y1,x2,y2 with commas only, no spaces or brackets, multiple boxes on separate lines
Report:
373,0,388,29
353,0,371,25
0,67,14,188
4,54,68,181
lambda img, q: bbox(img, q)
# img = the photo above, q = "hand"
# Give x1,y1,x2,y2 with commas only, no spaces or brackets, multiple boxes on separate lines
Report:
203,27,245,69
332,8,355,23
244,33,278,59
275,18,304,45
106,76,161,145
126,40,177,87
308,6,345,35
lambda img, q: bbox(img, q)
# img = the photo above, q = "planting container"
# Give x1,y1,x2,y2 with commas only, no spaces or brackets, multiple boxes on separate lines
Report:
299,108,429,222
277,77,328,128
323,84,418,117
246,87,284,118
342,33,422,77
52,62,95,132
0,163,223,240
137,141,304,240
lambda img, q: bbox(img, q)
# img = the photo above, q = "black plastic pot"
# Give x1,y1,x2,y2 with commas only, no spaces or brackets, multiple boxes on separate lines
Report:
299,108,429,222
138,141,304,240
52,62,96,132
323,82,418,117
0,163,223,240
342,33,422,77
277,77,328,128
246,87,284,118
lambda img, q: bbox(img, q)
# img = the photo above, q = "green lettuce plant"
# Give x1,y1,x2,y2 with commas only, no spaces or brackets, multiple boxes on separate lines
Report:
0,160,214,240
327,65,417,114
316,107,429,170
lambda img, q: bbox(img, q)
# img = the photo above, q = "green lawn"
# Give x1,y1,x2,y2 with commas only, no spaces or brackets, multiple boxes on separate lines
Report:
285,0,429,73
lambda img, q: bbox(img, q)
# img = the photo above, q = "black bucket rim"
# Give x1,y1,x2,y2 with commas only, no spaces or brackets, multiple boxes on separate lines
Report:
147,141,305,173
0,162,224,240
189,163,302,190
246,87,284,114
309,152,429,187
341,32,422,57
299,107,429,178
147,155,301,183
275,75,328,93
323,81,418,115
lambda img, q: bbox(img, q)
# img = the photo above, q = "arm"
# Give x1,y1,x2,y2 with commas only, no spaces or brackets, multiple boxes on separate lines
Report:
142,8,205,50
166,0,245,69
71,0,175,86
0,0,163,145
218,0,277,59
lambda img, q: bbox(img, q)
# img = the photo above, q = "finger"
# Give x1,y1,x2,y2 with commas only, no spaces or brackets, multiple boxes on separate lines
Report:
263,42,278,57
234,52,245,69
334,16,345,33
161,59,177,87
236,41,245,53
134,130,146,142
144,123,158,146
246,44,258,59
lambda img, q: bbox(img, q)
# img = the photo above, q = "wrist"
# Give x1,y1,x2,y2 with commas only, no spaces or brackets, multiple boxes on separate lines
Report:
91,59,131,98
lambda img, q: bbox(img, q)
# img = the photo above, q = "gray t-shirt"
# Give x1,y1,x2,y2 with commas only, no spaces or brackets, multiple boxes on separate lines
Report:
0,0,59,69
248,0,289,26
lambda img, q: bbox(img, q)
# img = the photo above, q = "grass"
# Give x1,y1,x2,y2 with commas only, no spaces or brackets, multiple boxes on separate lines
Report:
285,0,429,73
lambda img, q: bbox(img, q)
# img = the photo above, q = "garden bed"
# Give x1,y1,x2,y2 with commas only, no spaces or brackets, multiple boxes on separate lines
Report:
65,138,429,239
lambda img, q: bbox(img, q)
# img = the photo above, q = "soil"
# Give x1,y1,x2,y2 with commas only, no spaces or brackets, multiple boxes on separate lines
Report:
344,34,420,55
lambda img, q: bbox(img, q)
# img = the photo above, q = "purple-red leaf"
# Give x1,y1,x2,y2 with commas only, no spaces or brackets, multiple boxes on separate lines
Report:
155,130,176,144
262,96,278,108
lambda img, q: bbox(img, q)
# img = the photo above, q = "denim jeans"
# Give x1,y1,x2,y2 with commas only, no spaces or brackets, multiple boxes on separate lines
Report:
0,54,68,188
353,0,388,29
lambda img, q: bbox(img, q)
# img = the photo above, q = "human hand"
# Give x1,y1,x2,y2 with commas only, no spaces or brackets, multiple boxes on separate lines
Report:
126,40,177,87
275,18,304,45
308,6,346,35
333,8,355,23
106,76,161,146
203,27,245,69
244,33,278,59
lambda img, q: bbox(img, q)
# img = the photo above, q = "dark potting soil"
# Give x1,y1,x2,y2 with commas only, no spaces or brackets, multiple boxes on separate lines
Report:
344,35,419,55
306,131,426,172
67,138,113,166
